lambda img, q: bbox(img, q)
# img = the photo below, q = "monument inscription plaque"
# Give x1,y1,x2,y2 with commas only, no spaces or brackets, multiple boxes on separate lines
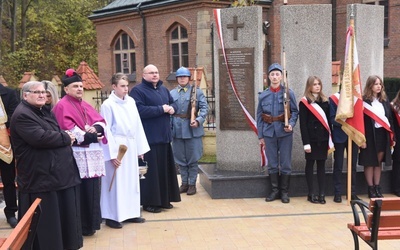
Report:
219,47,254,130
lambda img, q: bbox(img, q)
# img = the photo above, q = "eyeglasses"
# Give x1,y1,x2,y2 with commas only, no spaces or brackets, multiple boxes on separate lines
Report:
144,72,159,75
27,90,46,95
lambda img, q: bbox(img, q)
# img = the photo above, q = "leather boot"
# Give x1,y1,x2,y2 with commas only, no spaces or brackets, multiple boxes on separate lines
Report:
368,186,377,198
187,185,197,195
179,184,189,193
265,173,279,202
374,185,384,198
280,174,291,203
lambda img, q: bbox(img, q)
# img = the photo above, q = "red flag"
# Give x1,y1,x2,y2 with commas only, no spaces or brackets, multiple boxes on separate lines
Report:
335,17,366,147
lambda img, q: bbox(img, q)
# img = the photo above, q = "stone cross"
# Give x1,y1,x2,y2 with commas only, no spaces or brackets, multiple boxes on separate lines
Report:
227,16,244,40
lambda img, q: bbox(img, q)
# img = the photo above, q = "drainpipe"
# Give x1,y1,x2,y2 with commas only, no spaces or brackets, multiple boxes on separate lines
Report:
332,0,337,61
210,23,215,96
137,3,148,66
263,21,271,87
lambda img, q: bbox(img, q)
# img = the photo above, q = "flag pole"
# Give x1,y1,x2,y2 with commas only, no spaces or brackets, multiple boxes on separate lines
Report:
346,5,355,206
347,139,352,205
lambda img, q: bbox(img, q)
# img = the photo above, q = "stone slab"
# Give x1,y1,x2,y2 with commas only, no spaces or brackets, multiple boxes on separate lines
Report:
199,164,393,199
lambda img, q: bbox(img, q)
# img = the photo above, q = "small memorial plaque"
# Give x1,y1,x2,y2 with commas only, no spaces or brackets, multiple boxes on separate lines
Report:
219,48,254,130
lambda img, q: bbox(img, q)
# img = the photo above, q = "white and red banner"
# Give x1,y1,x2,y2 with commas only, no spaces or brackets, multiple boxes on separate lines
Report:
214,9,267,167
335,17,366,147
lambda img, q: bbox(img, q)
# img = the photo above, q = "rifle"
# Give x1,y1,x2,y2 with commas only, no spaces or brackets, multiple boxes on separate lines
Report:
190,57,198,125
282,50,290,128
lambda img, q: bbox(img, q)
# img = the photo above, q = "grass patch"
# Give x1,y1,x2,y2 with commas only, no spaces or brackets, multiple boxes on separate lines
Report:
199,154,216,163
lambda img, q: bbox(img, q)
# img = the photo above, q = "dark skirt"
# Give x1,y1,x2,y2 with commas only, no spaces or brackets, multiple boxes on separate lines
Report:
80,177,102,234
374,127,387,152
18,185,83,250
141,143,181,207
305,141,329,161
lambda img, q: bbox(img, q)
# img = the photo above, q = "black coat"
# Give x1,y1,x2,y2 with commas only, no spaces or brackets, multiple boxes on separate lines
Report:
359,99,393,166
0,84,19,127
392,105,400,161
10,100,81,193
299,99,330,160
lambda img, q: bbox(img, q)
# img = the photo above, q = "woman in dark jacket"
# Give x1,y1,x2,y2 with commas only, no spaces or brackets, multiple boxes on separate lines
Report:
10,81,82,250
391,91,400,196
299,76,332,204
391,90,400,196
359,75,395,198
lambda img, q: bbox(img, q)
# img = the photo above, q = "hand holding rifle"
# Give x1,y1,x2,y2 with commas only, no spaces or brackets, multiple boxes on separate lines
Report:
282,49,291,131
190,57,198,127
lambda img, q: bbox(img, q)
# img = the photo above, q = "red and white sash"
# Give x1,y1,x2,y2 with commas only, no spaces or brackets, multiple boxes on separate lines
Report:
330,93,339,106
363,101,394,145
391,104,400,129
301,97,334,153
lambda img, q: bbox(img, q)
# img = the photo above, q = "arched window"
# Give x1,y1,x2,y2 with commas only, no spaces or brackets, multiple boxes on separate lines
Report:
114,33,136,74
170,25,188,71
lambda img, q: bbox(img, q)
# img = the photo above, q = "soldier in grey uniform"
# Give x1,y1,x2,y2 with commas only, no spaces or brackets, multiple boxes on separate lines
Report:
257,63,299,203
171,67,208,195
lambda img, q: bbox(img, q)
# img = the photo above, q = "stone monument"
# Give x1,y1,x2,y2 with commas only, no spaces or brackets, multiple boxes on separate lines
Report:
280,4,332,182
199,6,266,198
200,4,385,199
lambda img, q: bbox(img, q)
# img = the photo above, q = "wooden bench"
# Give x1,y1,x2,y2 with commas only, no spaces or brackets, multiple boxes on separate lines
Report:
347,197,400,250
0,198,41,250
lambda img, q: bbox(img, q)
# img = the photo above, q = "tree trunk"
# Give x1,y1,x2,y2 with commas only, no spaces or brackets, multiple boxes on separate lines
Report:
11,0,16,52
20,0,27,48
0,0,3,60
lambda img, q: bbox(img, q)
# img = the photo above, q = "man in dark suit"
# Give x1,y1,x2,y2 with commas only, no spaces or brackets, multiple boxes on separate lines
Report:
329,93,360,203
0,84,19,227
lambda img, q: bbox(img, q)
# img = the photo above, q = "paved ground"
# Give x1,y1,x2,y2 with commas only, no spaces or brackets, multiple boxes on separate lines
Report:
0,177,399,249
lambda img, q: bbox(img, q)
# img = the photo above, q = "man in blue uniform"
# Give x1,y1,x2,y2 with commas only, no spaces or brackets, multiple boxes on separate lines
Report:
257,63,298,203
170,67,208,195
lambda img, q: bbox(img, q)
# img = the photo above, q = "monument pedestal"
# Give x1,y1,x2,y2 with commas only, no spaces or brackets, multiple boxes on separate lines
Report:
199,164,393,199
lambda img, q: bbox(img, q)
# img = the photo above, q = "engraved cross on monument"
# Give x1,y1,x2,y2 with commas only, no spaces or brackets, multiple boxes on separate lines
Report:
227,16,244,40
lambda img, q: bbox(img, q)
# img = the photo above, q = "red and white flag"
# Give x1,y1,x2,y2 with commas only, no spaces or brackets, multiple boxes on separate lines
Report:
335,17,366,147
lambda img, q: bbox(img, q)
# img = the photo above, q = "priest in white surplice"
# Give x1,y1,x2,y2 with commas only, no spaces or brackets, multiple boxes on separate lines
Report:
100,73,150,229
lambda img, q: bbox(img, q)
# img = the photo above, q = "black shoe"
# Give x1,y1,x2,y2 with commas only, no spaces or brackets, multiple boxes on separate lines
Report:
351,194,361,200
161,204,173,209
307,194,319,204
105,219,123,229
143,205,162,213
333,195,342,203
374,185,384,198
368,186,377,198
125,217,146,223
7,217,17,228
319,195,326,204
395,192,400,197
281,193,290,203
82,230,96,236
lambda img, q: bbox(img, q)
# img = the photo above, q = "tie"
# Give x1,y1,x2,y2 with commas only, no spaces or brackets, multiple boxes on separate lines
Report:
179,87,187,92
